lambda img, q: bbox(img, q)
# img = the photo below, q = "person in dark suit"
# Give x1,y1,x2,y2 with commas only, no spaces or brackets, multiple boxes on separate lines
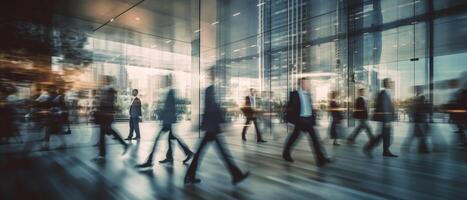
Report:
347,88,374,144
0,84,19,144
137,75,193,167
241,88,266,143
402,86,429,153
184,69,250,185
282,77,330,167
43,86,68,149
126,89,142,140
328,91,344,145
94,76,129,160
364,78,398,158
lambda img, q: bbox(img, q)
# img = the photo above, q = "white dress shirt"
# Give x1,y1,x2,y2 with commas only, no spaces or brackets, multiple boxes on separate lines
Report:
298,90,312,117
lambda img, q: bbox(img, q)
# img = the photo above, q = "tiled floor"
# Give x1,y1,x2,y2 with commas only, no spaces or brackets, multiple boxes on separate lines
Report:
0,121,466,199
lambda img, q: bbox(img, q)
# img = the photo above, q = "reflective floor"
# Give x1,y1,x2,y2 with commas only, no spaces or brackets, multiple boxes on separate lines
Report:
0,122,466,200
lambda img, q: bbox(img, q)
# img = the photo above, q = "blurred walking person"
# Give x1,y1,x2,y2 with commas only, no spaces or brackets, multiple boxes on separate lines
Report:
94,76,129,160
448,81,467,162
0,84,19,144
402,86,430,153
328,91,344,145
137,75,193,167
88,89,99,124
449,82,467,147
184,69,250,185
347,88,374,144
260,91,276,136
125,89,142,140
241,88,267,143
42,86,68,150
282,77,330,167
364,78,398,158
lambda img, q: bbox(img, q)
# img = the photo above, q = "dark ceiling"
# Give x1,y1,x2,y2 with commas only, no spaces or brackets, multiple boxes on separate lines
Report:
53,0,196,51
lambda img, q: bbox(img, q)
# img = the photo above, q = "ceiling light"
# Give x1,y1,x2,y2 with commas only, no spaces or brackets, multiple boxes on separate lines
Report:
165,40,172,43
194,29,200,33
211,21,219,25
233,12,241,17
135,17,140,21
110,18,115,22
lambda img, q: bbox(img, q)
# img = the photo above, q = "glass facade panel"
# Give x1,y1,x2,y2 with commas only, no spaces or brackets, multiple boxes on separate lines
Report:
1,0,467,130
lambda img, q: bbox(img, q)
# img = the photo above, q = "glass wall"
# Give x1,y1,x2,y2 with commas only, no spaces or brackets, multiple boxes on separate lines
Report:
3,0,467,130
198,0,467,129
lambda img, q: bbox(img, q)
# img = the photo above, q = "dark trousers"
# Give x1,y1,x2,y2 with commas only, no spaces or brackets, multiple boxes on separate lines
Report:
329,120,341,139
145,123,191,163
98,122,126,157
402,122,429,152
185,132,242,180
348,119,374,141
365,122,391,153
241,117,263,141
128,117,141,138
283,117,326,163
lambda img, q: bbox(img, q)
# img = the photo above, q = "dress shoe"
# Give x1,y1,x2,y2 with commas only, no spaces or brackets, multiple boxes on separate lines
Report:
418,149,430,154
159,158,174,164
383,152,398,157
257,139,267,143
122,144,130,155
183,152,193,164
282,154,294,162
363,148,373,159
136,162,153,168
132,137,140,140
184,177,201,184
233,171,250,185
317,158,332,167
92,156,105,162
346,139,356,145
124,137,132,140
242,137,247,142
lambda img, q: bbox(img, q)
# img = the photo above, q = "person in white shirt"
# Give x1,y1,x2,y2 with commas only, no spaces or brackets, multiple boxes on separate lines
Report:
241,88,266,143
283,78,330,167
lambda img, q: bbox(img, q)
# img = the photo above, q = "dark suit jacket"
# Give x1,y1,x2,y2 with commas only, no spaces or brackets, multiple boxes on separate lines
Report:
373,90,395,122
410,95,428,123
241,96,256,119
0,102,18,137
329,100,344,121
201,85,225,133
129,97,142,118
286,91,315,125
96,86,117,124
353,96,368,119
160,89,177,124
